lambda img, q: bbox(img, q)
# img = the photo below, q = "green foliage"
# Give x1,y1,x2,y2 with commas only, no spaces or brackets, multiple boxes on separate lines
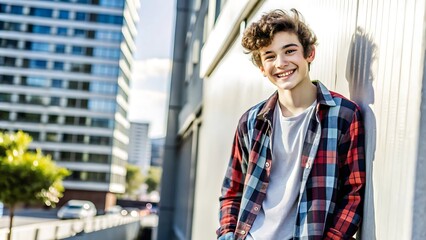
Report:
0,131,70,208
144,166,162,193
125,163,144,196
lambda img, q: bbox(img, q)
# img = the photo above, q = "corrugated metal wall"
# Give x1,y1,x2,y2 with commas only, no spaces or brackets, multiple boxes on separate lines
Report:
193,0,425,239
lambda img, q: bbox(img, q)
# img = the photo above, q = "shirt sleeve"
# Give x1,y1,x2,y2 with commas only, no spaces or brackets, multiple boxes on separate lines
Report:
325,106,366,239
216,126,248,238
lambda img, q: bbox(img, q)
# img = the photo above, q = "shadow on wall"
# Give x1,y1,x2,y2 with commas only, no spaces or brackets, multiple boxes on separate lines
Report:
346,26,377,240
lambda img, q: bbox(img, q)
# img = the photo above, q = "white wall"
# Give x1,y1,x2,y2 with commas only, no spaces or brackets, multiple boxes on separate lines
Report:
194,0,425,239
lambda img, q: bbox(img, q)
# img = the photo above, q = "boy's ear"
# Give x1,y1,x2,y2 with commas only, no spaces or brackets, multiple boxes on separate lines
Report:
307,46,316,62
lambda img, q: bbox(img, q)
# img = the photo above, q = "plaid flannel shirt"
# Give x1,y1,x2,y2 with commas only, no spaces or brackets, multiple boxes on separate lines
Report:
217,81,365,240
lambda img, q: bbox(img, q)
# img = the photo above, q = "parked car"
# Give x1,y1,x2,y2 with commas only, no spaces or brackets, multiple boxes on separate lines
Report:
121,207,140,217
105,205,124,215
57,200,97,219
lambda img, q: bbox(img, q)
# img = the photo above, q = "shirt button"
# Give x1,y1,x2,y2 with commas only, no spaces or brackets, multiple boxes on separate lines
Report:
241,230,246,234
265,162,270,168
306,162,311,168
254,206,259,211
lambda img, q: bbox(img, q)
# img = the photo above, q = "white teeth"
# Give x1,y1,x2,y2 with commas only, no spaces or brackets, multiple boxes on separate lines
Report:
277,70,293,77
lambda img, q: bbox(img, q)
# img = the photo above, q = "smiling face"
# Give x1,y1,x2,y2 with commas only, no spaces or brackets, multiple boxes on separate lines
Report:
259,31,315,92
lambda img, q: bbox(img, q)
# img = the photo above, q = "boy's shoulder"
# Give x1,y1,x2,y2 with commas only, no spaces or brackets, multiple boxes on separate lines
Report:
329,90,362,112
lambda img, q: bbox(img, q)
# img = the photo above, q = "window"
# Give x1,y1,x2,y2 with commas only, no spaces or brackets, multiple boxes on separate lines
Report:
67,98,88,109
46,132,58,142
28,24,51,34
95,14,123,25
92,64,118,77
70,63,91,73
58,10,69,19
53,61,64,70
26,59,47,69
60,151,71,161
26,131,40,141
89,99,115,113
59,151,85,162
68,81,89,91
91,118,113,128
63,134,85,143
30,7,53,18
64,116,87,126
57,27,68,36
90,82,117,94
10,5,23,14
22,76,48,87
0,75,14,85
75,12,87,21
0,39,18,49
0,57,16,67
51,79,63,88
48,115,58,123
100,0,125,8
0,111,9,121
64,116,75,125
50,97,61,106
18,95,44,105
68,81,79,90
16,112,41,122
26,42,50,52
0,93,12,102
73,29,85,37
66,171,107,182
95,30,122,42
89,153,110,164
71,46,84,55
0,21,21,31
55,44,66,53
89,136,111,146
94,47,120,59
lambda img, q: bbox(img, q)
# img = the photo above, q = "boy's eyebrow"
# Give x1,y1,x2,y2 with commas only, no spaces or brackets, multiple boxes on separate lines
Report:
282,43,298,49
261,43,299,55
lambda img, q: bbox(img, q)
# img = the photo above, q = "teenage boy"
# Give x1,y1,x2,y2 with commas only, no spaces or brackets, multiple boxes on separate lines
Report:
217,9,366,240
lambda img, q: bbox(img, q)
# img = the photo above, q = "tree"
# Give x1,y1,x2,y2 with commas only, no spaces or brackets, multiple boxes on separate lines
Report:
144,166,162,193
0,131,69,240
124,163,144,198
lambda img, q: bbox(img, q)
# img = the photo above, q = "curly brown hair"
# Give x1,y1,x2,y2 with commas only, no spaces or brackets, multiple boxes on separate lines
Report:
241,9,318,67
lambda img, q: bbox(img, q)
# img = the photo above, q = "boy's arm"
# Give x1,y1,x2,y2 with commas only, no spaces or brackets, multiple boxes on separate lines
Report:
325,107,366,240
217,128,247,239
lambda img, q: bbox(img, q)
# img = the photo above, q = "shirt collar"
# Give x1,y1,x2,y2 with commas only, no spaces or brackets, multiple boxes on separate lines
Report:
256,80,336,121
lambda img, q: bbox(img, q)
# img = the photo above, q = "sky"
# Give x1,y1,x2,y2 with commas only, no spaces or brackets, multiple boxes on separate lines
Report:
128,0,176,138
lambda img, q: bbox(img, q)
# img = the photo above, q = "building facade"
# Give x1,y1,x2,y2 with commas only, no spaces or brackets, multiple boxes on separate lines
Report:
128,121,151,174
150,137,164,167
0,0,140,210
160,0,426,240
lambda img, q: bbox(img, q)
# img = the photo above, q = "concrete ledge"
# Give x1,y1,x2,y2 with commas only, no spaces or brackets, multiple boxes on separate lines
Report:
0,215,140,240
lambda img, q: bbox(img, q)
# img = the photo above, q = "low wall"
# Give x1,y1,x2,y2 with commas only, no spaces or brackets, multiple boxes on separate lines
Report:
0,215,140,240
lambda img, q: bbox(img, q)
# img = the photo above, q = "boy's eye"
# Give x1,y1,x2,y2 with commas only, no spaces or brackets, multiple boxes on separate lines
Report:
264,55,275,60
285,49,296,54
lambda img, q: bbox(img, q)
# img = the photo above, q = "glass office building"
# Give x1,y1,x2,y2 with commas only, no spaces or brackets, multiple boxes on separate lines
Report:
0,0,139,210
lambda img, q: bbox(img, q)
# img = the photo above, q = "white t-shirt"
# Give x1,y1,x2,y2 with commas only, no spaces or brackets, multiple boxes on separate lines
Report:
247,100,316,240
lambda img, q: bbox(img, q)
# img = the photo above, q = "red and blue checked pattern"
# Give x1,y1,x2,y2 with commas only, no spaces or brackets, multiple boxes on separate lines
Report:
217,81,366,240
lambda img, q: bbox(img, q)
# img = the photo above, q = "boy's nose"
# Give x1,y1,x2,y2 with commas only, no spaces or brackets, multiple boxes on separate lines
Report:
275,55,289,68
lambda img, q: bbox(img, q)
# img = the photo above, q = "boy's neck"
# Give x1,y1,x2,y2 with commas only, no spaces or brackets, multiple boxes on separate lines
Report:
277,80,316,117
